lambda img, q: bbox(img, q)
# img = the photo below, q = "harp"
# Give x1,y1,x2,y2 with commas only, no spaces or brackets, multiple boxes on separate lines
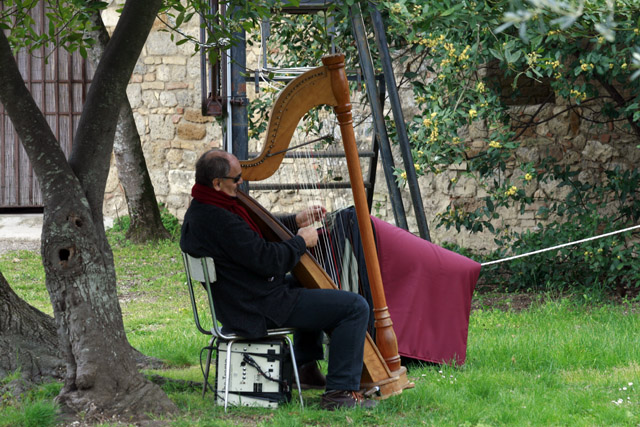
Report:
237,53,412,398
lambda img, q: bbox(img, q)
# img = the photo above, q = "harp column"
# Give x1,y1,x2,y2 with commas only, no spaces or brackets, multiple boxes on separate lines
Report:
322,54,402,374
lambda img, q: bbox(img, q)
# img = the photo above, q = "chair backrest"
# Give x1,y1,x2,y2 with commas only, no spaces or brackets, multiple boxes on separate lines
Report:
182,252,233,339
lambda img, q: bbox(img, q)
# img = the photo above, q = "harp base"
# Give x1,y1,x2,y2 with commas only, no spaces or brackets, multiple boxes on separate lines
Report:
361,366,414,400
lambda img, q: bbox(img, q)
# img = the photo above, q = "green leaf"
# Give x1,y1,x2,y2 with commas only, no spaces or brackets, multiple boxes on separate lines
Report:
489,48,504,61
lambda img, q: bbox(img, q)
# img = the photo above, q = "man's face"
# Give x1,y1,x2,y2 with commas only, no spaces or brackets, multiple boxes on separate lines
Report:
214,156,243,197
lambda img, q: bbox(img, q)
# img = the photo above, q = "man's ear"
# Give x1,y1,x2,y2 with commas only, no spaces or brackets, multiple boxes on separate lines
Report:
212,179,221,191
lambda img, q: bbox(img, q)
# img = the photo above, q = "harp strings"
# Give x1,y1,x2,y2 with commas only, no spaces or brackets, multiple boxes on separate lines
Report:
292,111,348,287
285,102,372,291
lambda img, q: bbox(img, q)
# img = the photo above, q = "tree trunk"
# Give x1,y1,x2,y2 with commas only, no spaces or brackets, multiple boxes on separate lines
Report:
0,0,176,419
86,12,171,243
114,104,171,242
0,271,64,382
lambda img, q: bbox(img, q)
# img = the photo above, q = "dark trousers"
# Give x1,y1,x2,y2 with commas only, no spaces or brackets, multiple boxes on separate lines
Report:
269,287,369,391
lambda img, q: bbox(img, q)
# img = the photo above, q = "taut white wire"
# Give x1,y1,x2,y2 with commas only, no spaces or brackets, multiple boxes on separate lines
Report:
480,224,640,266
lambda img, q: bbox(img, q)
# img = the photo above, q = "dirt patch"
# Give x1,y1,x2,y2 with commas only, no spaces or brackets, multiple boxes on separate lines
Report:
0,239,40,255
472,292,543,312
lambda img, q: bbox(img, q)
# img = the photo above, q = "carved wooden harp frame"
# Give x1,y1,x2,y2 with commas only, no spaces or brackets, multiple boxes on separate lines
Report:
238,53,412,397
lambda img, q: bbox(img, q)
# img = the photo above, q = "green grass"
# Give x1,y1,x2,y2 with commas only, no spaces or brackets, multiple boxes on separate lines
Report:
1,239,639,426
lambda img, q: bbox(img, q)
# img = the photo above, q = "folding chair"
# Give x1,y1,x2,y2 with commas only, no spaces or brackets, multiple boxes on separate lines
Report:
181,251,304,411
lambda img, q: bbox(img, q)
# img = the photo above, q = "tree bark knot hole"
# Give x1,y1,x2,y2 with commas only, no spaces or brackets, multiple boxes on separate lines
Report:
67,214,84,229
59,246,77,269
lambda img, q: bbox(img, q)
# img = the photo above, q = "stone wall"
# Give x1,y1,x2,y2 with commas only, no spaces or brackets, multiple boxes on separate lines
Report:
103,8,222,222
101,9,639,253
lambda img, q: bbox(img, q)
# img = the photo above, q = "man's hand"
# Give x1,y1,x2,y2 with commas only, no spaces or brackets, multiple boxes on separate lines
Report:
297,226,318,248
296,205,327,228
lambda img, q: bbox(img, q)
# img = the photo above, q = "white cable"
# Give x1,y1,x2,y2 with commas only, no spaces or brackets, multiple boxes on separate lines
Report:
480,224,640,266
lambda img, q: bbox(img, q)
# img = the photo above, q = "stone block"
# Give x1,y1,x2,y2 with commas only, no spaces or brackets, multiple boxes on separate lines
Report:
149,115,175,140
451,176,477,197
177,122,206,140
163,56,187,65
167,82,190,90
141,81,164,90
166,148,184,167
468,120,488,139
160,91,178,107
168,170,194,195
126,84,142,108
184,108,213,123
133,112,147,136
142,90,160,108
146,31,179,56
582,139,613,162
176,90,196,106
149,170,170,196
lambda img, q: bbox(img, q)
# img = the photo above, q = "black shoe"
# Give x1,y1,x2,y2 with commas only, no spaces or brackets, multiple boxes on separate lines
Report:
320,390,378,410
297,361,326,390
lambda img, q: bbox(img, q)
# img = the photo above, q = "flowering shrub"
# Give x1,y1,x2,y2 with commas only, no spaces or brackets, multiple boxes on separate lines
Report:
257,0,640,294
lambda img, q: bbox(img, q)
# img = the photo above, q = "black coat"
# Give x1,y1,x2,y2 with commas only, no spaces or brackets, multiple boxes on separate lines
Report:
180,199,306,338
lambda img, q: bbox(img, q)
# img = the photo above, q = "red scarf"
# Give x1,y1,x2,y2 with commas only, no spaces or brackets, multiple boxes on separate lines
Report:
191,183,263,237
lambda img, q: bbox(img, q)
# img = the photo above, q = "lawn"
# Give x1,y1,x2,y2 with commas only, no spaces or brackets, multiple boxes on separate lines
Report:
1,238,639,426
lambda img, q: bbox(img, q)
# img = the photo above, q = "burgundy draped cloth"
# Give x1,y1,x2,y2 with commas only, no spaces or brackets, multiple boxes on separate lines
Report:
371,217,481,365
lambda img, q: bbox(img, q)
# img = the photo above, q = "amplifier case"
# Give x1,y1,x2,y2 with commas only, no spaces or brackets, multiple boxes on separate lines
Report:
214,338,293,408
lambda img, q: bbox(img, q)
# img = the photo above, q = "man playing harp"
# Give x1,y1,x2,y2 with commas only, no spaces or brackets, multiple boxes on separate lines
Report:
180,149,378,410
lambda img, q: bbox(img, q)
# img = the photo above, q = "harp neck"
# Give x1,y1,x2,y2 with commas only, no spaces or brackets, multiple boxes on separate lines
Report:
239,54,346,181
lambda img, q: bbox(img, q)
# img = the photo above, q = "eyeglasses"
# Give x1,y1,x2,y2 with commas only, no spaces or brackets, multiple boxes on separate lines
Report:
221,173,242,184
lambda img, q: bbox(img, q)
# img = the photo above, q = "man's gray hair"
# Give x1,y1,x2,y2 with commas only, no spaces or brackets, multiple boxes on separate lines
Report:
195,149,230,188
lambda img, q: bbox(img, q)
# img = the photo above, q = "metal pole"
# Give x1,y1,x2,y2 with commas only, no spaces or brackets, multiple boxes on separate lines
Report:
230,35,248,162
369,4,431,241
350,4,408,230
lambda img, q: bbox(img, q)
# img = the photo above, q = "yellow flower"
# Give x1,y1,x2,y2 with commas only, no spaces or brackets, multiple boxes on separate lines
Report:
526,52,539,65
401,171,407,180
414,163,421,171
524,173,533,181
452,137,461,145
597,36,604,44
635,28,639,35
416,96,426,103
451,177,457,183
431,112,438,118
505,186,518,197
476,82,486,92
570,89,586,100
489,140,502,149
423,118,432,127
609,63,614,69
469,109,477,119
622,63,628,70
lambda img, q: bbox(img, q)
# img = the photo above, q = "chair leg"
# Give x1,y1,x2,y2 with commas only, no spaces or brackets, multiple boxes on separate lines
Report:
202,337,216,398
224,338,237,412
284,335,304,409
